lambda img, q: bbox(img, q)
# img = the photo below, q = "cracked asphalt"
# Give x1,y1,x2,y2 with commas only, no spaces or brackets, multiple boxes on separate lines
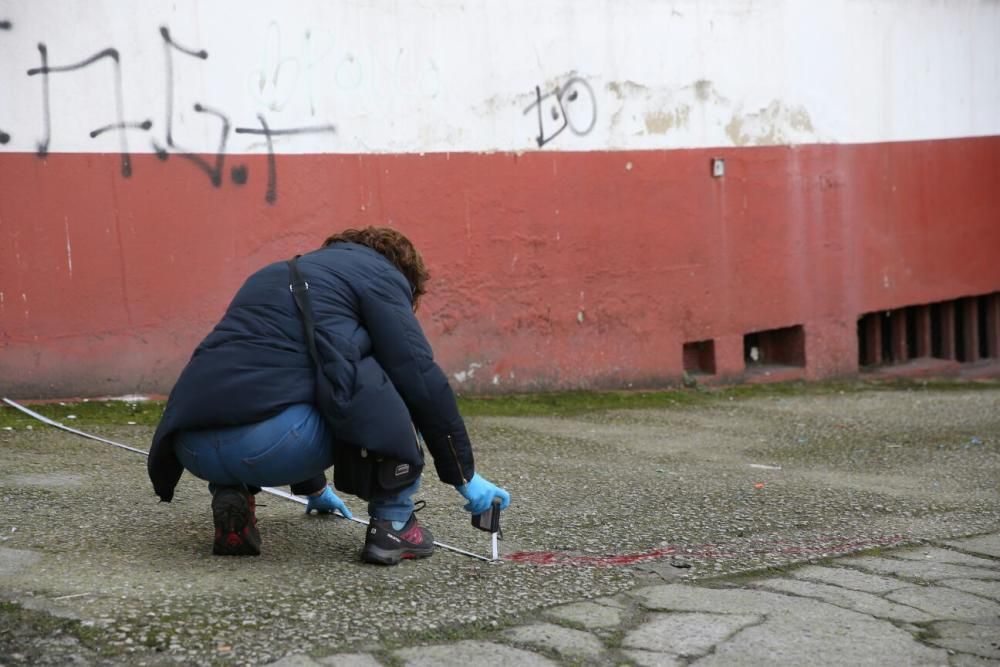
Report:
1,383,998,665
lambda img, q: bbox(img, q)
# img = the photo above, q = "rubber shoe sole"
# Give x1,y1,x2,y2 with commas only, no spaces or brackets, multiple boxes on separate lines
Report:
361,541,434,566
212,488,261,556
361,516,435,565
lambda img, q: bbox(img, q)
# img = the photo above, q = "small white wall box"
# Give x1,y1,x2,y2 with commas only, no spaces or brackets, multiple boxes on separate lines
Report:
711,158,725,177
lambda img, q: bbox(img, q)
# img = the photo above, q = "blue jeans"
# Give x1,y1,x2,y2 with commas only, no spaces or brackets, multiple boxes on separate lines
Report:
174,403,419,522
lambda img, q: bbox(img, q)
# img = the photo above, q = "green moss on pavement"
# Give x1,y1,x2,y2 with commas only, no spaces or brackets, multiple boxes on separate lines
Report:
0,600,119,658
1,378,994,428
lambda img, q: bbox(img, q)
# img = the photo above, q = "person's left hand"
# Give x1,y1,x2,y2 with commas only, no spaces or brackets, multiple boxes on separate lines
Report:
455,473,511,515
305,486,353,518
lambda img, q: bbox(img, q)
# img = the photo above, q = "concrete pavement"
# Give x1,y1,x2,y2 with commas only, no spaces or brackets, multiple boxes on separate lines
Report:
1,384,998,665
262,534,1000,666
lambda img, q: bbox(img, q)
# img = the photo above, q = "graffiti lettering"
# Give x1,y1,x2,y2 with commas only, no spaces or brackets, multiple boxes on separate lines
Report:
158,26,208,148
6,24,338,203
153,27,246,188
523,76,597,148
90,120,152,138
0,20,10,144
250,22,300,113
234,115,335,204
28,44,153,178
26,44,152,177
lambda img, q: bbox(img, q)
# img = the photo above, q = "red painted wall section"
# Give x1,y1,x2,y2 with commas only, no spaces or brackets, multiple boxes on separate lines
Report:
1,136,999,397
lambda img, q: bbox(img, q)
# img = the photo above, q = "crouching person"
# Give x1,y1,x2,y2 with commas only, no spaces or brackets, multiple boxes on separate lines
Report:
147,226,510,564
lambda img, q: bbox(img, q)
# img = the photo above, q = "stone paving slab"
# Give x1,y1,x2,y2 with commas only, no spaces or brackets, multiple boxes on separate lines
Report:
756,577,933,623
841,556,1000,582
543,598,627,629
634,584,950,667
692,617,949,667
265,656,326,667
266,653,383,667
503,622,607,660
885,586,1000,621
621,611,761,658
926,621,1000,660
941,578,1000,602
319,655,384,667
895,546,1000,569
634,584,799,615
392,640,558,666
622,649,684,667
788,565,909,593
946,534,1000,559
951,654,1000,667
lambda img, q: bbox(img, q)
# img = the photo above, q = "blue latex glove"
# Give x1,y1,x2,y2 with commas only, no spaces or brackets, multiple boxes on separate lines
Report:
455,473,511,514
305,486,353,518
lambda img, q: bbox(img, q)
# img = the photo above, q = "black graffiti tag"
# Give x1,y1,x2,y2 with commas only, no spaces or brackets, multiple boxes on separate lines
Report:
153,27,247,187
1,20,13,144
523,76,597,148
26,44,152,177
234,114,335,204
12,24,339,203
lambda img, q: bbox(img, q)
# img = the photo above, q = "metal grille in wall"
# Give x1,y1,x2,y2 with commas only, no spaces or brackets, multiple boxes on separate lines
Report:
857,292,1000,368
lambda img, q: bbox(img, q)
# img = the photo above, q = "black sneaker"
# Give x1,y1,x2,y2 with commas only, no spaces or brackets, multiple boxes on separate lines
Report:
362,502,434,565
211,487,261,556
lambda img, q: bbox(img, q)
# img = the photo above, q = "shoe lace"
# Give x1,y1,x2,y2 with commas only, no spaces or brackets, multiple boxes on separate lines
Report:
412,499,426,513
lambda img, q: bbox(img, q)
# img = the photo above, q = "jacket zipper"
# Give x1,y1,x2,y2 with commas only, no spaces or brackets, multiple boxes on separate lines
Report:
411,424,424,458
446,434,468,485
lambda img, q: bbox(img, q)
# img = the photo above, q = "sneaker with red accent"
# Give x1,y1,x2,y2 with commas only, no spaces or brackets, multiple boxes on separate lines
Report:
211,487,261,556
362,506,434,565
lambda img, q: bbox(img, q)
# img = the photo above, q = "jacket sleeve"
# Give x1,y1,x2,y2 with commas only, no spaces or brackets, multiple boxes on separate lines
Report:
358,267,475,486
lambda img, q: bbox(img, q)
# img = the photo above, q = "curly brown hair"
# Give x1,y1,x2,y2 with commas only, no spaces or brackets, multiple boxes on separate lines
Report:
322,226,429,304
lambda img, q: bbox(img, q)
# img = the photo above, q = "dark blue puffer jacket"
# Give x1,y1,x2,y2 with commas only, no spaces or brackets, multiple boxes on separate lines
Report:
147,242,475,502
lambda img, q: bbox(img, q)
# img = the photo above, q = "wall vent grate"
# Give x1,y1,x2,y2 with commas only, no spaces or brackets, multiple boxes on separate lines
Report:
743,325,805,369
858,292,999,368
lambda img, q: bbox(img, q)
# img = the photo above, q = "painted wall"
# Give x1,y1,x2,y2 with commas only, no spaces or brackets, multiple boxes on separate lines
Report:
1,1,999,397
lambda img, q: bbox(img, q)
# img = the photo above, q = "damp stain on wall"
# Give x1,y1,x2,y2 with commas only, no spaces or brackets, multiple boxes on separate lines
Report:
644,105,691,135
726,100,817,146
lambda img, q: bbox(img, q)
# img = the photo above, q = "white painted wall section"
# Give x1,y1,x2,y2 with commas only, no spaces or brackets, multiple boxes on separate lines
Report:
0,0,997,154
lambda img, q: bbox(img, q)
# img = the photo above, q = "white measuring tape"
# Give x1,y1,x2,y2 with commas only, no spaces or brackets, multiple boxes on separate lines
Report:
2,398,497,563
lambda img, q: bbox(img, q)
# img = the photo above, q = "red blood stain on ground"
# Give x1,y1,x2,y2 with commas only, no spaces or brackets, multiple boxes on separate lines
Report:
505,534,907,566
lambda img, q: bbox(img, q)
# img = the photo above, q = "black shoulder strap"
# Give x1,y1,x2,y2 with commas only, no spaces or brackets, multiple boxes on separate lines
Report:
287,256,324,371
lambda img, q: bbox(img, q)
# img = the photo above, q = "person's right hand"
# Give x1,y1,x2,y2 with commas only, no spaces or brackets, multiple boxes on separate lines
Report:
305,486,353,518
455,474,511,514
